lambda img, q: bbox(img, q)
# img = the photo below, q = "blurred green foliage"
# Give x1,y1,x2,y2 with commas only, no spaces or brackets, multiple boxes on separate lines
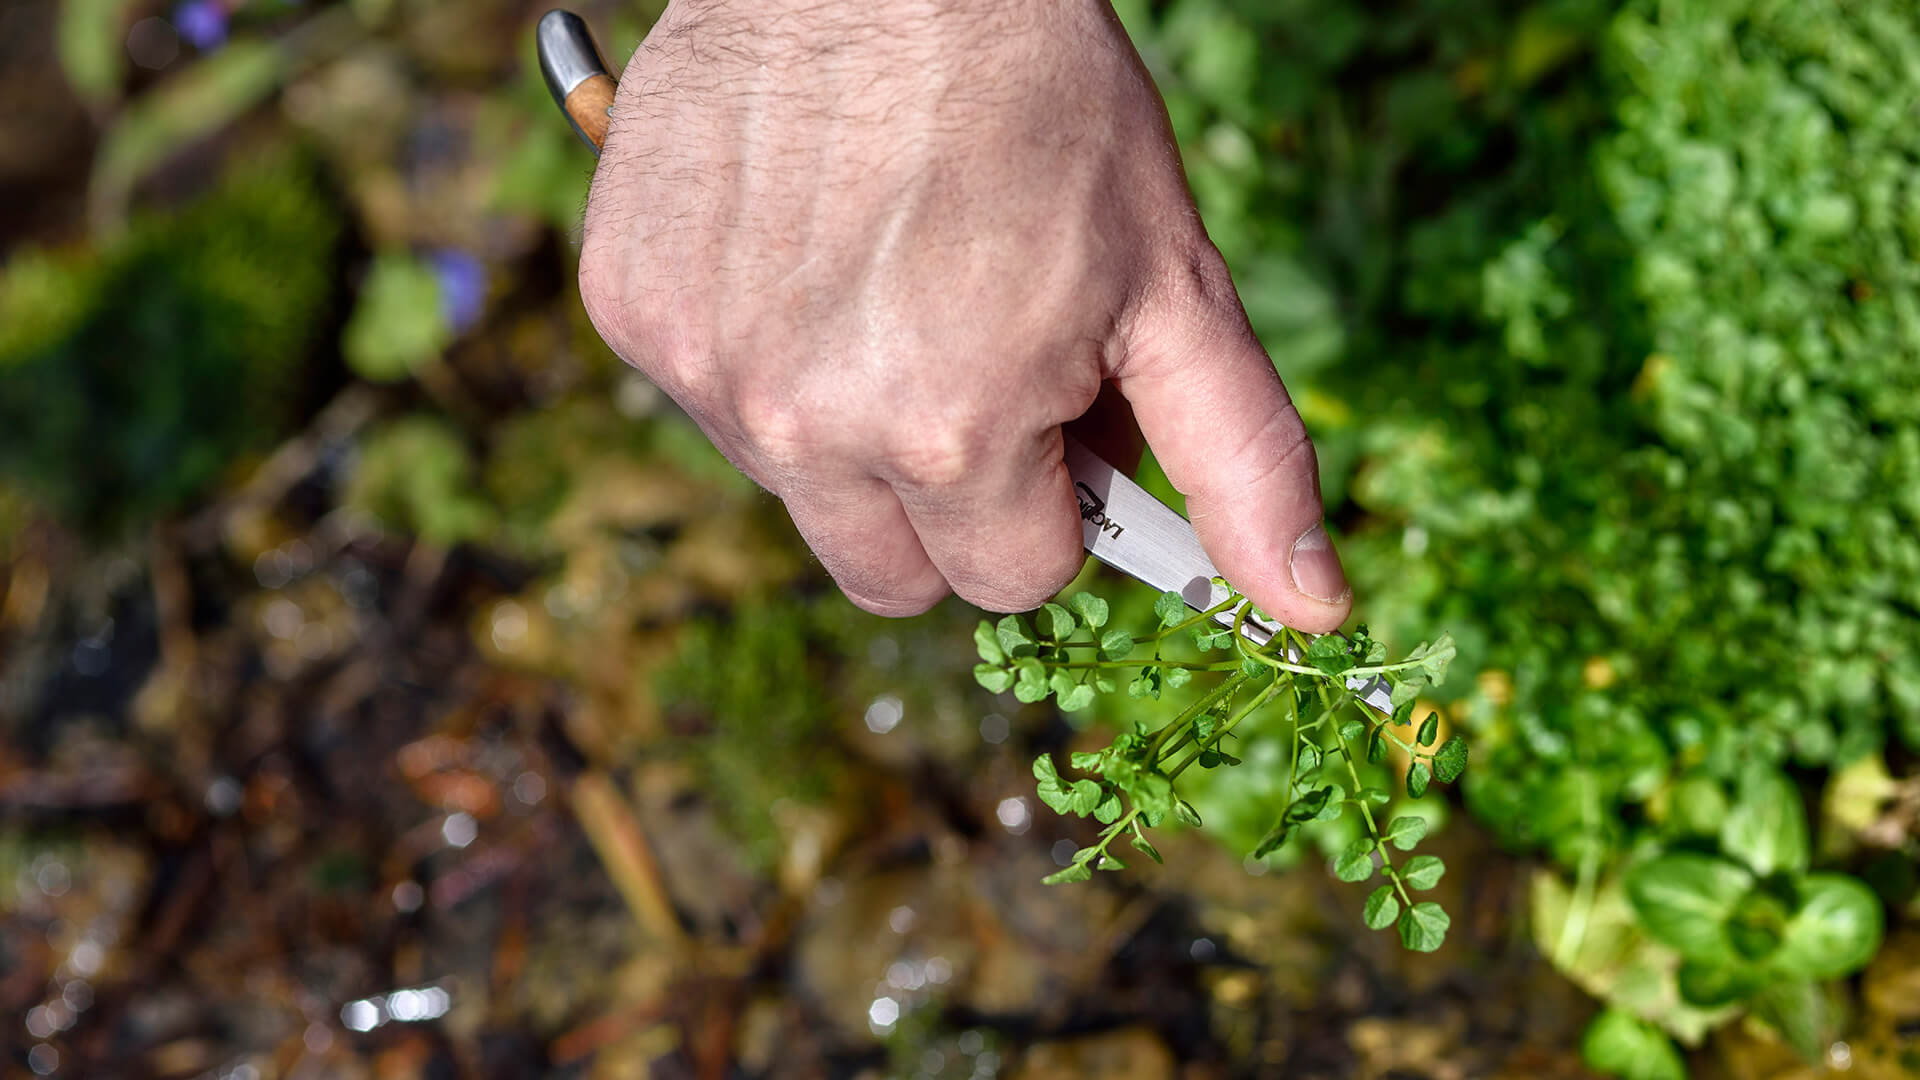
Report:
656,596,843,871
345,415,498,545
1119,0,1916,1064
0,151,340,534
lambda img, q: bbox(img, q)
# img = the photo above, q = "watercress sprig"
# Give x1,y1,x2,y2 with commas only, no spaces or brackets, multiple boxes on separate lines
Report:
974,582,1464,952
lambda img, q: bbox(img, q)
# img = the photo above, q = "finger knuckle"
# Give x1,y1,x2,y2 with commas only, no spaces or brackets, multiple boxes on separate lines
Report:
952,526,1086,615
1157,247,1239,321
731,379,813,471
577,252,716,399
886,415,992,491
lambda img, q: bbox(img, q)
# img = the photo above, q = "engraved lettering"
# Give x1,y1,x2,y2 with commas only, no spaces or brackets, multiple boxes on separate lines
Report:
1075,482,1125,540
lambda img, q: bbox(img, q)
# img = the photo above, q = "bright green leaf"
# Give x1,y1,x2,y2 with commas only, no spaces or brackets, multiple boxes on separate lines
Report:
1099,629,1134,661
1771,873,1884,979
1580,1008,1687,1080
1383,815,1429,851
1432,736,1469,783
1043,861,1092,885
974,621,1005,664
1306,634,1355,674
1624,854,1753,963
1406,760,1431,798
1039,602,1076,641
1363,884,1400,929
1032,755,1072,814
1295,741,1323,776
1129,831,1164,864
1065,778,1103,816
1069,591,1109,630
996,614,1037,659
1335,838,1376,882
1720,767,1809,877
1013,659,1049,703
1154,591,1187,627
973,664,1014,693
1401,855,1445,890
1397,901,1450,952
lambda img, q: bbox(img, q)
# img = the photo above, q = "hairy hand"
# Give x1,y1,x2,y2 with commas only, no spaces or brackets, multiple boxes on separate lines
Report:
579,0,1350,628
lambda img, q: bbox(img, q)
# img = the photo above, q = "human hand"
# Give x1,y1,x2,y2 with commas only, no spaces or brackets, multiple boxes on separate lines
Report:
578,0,1351,630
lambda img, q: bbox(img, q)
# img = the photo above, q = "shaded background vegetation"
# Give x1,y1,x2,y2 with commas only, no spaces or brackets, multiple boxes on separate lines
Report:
2,1,1917,1078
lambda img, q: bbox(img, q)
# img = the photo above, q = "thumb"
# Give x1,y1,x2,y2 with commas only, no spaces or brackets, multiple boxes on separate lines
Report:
1116,262,1352,633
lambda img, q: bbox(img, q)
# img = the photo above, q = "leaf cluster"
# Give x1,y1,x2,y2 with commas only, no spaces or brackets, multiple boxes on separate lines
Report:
976,586,1463,952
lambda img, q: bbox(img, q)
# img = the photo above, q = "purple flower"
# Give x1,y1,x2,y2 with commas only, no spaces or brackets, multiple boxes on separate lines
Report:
173,1,228,51
429,250,487,334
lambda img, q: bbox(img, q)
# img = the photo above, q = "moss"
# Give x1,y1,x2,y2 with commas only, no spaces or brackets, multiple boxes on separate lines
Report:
0,150,341,535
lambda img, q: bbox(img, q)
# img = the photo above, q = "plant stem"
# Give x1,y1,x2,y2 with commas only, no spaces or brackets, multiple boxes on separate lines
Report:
1166,679,1283,779
1147,671,1249,759
1322,680,1411,907
1147,597,1240,643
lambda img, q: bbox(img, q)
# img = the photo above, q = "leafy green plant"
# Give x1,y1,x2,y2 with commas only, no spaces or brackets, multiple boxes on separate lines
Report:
976,584,1462,951
1111,0,1914,1059
1617,765,1883,1058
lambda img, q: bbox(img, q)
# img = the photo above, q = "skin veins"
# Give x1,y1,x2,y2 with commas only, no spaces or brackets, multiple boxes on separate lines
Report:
578,0,1352,631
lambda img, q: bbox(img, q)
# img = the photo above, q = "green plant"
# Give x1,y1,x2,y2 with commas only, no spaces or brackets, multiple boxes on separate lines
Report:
0,151,340,534
976,585,1462,951
1106,0,1914,1063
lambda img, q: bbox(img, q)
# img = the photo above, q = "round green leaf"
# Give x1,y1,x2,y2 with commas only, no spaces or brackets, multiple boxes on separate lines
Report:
1406,760,1431,798
1363,884,1400,930
1400,854,1445,890
1383,815,1428,851
1624,854,1753,963
1069,591,1109,630
1770,873,1884,979
996,614,1037,659
1154,591,1187,627
1335,838,1376,882
1397,901,1449,952
973,664,1014,693
1039,603,1076,642
1580,1007,1687,1080
1719,767,1809,877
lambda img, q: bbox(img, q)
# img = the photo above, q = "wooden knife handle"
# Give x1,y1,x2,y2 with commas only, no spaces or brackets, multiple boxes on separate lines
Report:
536,10,617,156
